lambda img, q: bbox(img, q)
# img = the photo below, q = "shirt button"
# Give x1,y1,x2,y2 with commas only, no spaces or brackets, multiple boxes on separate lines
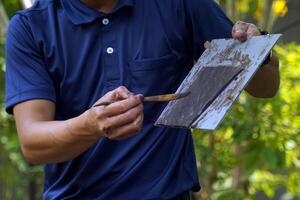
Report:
102,18,109,25
106,47,114,54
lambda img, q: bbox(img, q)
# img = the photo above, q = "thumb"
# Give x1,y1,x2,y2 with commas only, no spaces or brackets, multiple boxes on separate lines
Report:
93,86,132,106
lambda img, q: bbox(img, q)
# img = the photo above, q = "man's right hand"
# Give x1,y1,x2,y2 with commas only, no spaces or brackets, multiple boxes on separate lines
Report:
79,86,144,141
13,86,143,164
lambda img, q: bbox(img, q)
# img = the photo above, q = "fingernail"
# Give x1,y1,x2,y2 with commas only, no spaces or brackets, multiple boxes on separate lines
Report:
137,94,144,102
111,92,118,99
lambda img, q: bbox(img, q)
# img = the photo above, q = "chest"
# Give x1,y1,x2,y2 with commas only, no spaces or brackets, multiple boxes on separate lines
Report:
37,4,193,118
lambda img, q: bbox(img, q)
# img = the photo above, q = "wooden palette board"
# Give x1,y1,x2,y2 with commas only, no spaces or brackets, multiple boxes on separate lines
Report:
155,34,281,130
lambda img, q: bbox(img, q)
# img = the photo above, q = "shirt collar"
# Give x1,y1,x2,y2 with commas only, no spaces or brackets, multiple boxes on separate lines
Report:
62,0,135,25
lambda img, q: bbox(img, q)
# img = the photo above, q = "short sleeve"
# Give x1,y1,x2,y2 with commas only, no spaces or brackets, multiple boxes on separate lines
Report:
5,14,56,114
184,0,234,60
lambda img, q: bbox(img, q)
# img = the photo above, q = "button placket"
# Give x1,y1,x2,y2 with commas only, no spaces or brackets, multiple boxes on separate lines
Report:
101,16,119,84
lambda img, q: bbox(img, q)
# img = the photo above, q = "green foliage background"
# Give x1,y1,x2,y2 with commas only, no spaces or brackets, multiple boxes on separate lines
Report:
0,1,42,200
193,44,300,199
0,0,299,200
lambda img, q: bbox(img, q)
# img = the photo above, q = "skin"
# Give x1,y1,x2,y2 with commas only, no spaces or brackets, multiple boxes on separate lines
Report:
13,2,280,165
81,0,118,13
14,87,144,164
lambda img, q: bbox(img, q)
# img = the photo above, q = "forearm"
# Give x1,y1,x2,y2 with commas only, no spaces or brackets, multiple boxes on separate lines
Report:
246,54,280,98
14,87,143,165
19,111,98,165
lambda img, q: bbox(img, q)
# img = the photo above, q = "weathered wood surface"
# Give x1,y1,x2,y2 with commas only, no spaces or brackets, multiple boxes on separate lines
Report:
155,66,243,128
155,34,281,130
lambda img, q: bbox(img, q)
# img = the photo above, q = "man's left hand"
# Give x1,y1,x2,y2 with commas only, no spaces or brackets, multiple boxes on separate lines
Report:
232,21,261,42
231,21,280,98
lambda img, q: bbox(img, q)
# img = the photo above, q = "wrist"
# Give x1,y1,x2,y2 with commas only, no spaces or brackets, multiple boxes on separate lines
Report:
66,111,100,142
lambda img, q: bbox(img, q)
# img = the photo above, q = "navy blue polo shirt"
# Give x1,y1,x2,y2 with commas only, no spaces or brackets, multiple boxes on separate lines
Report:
6,0,233,199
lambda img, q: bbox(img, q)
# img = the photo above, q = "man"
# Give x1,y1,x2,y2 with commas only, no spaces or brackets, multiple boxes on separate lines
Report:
5,0,279,199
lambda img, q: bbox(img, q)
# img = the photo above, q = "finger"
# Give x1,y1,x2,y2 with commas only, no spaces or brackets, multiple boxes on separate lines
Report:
110,114,144,141
93,86,132,106
233,21,248,34
108,114,143,140
93,91,120,107
101,95,142,117
105,103,143,130
104,86,131,101
232,21,249,42
91,95,141,137
133,111,144,126
246,24,261,38
115,86,134,99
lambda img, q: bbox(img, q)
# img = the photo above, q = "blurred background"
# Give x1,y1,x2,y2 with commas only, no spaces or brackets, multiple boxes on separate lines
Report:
0,0,299,200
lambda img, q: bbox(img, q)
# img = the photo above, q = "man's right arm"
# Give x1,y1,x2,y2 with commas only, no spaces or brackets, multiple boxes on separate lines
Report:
14,86,144,165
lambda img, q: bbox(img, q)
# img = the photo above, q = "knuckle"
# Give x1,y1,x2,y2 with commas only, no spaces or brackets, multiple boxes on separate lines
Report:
117,86,127,92
119,104,127,112
94,108,103,118
99,124,107,133
138,104,144,112
118,86,126,90
249,25,258,31
110,90,119,99
129,95,136,101
136,96,142,105
99,120,112,132
132,97,141,107
128,111,137,121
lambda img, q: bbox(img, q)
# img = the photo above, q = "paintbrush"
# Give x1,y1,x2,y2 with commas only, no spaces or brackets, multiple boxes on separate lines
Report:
93,92,190,107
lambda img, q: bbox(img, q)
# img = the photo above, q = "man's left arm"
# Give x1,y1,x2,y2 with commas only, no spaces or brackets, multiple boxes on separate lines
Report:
232,21,280,98
183,0,280,98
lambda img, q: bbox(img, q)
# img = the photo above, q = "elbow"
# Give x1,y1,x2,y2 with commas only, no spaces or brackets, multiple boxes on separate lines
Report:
21,145,42,165
20,140,44,165
17,124,47,165
247,81,280,99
